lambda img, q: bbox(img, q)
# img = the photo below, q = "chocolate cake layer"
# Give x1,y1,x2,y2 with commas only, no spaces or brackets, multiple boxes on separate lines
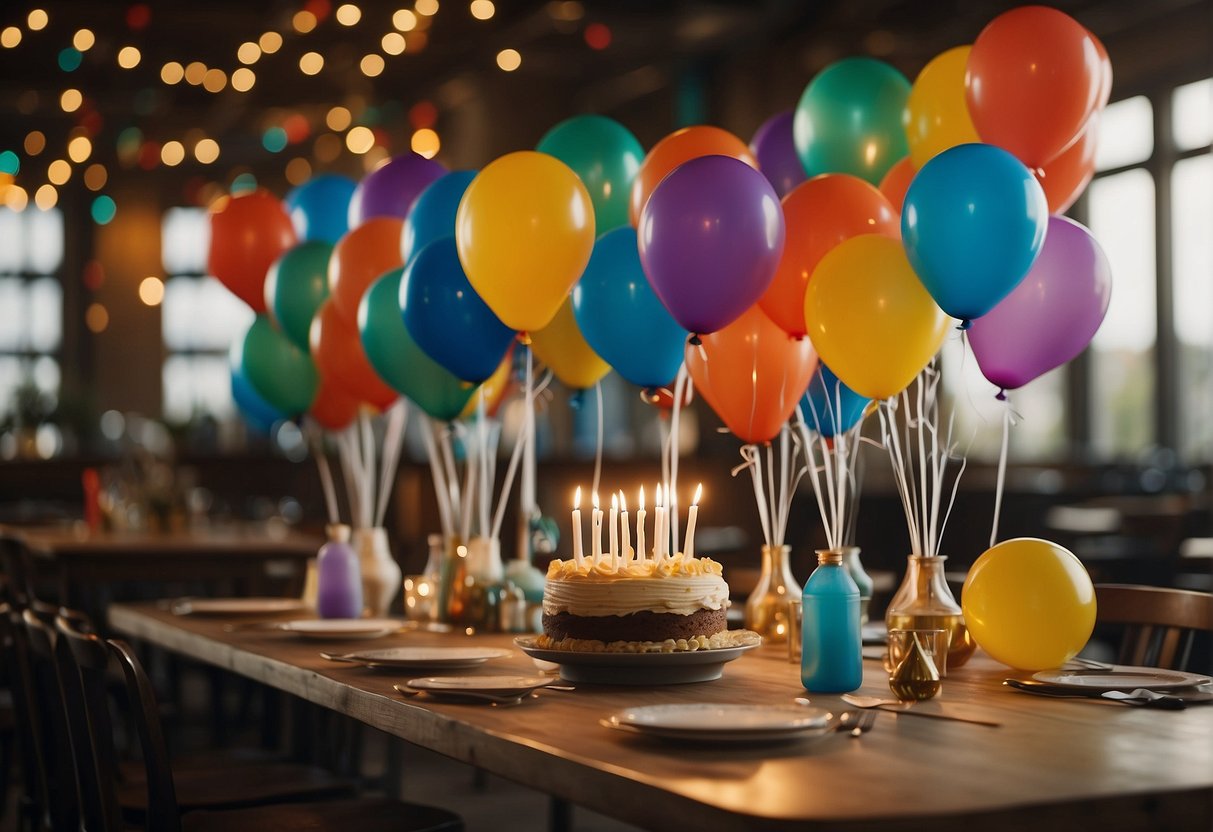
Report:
542,608,726,643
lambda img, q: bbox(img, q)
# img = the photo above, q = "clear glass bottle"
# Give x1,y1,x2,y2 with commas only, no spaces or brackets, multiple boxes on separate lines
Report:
801,550,862,693
744,544,801,643
841,545,874,625
351,527,401,618
885,555,976,670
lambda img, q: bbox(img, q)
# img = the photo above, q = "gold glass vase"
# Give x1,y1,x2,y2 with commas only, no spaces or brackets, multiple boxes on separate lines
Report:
744,544,801,644
885,555,976,671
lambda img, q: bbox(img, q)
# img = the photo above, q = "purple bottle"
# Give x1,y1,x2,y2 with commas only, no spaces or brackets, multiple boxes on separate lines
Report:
317,525,363,619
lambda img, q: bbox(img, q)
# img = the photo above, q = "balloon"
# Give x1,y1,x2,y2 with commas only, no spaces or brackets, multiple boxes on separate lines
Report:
232,314,317,415
793,58,911,185
348,152,447,228
968,216,1112,392
455,151,595,333
458,347,514,420
878,156,916,213
685,305,817,444
264,241,333,350
400,238,515,384
537,115,644,233
901,143,1048,324
284,174,357,244
308,372,361,432
802,363,871,438
530,297,611,390
230,363,285,434
401,170,477,265
750,111,807,199
1092,30,1113,109
358,269,476,422
965,7,1104,168
628,126,756,226
639,155,785,336
760,174,899,338
905,46,981,169
805,235,950,400
309,300,397,411
1036,114,1098,214
644,384,694,412
328,217,405,324
962,537,1097,671
573,226,687,389
207,189,296,312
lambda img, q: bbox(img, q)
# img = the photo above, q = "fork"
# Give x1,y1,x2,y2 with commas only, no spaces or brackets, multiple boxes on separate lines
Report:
836,709,876,737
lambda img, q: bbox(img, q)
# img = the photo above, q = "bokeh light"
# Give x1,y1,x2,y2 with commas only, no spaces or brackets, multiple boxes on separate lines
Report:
360,54,385,76
84,163,108,190
161,61,185,84
470,0,494,20
27,9,49,31
73,29,95,50
91,195,117,224
86,303,109,332
117,46,142,69
382,32,406,54
68,136,92,163
299,52,324,75
232,68,256,92
61,89,83,112
326,106,352,131
139,276,165,306
161,141,186,166
346,126,374,154
411,128,440,158
194,138,220,164
34,184,58,210
237,41,261,64
259,31,283,53
496,48,521,71
24,131,46,155
48,159,72,184
336,4,362,25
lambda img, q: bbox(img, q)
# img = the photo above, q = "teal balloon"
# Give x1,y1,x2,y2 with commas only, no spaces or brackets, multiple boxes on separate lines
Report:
284,174,357,243
264,241,333,350
536,115,644,232
793,58,910,185
232,315,318,415
230,363,284,434
357,269,475,422
802,364,870,438
401,170,477,264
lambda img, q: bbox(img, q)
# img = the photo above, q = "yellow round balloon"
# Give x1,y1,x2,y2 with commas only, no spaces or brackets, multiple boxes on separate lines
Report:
905,46,981,169
456,151,596,334
529,297,611,390
804,235,950,400
961,538,1097,671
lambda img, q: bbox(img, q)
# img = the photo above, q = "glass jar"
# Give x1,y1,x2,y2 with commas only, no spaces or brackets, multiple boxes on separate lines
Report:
744,544,801,643
885,555,976,671
840,546,873,625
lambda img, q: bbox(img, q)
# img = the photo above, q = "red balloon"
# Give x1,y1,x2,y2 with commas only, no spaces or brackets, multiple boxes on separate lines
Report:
685,305,817,444
328,218,405,324
309,300,398,411
207,190,296,312
1092,31,1113,109
966,7,1104,168
309,372,361,431
759,175,899,338
1036,114,1098,215
879,156,916,214
641,383,694,412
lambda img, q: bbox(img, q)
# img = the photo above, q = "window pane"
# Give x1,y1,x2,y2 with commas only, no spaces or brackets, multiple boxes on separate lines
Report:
0,278,22,350
1095,96,1153,171
0,356,22,405
1088,170,1156,457
28,277,62,352
163,354,233,422
1173,78,1212,151
0,211,21,273
31,356,59,404
1173,155,1213,461
27,208,63,274
162,207,210,274
163,276,254,351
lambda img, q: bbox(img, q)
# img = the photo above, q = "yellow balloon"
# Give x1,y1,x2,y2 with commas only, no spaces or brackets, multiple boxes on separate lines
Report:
962,538,1097,671
456,151,596,334
529,297,611,390
458,348,514,421
804,235,950,400
905,46,981,169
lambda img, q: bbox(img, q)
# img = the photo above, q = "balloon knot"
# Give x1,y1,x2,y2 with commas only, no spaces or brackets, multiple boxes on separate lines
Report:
569,390,585,411
995,390,1007,402
517,332,532,346
688,334,702,347
957,320,972,331
640,387,659,405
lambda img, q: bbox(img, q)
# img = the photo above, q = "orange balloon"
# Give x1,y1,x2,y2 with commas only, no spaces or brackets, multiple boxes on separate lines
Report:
309,372,362,431
628,126,757,226
966,6,1104,168
1036,114,1098,214
759,175,899,338
328,218,404,324
207,189,296,313
685,305,817,444
879,156,916,213
309,300,398,411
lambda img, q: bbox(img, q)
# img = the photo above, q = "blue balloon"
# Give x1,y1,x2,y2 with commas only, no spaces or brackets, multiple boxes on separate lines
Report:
572,227,688,389
901,143,1048,325
400,238,515,383
401,170,478,264
230,365,284,434
284,174,358,244
802,363,870,438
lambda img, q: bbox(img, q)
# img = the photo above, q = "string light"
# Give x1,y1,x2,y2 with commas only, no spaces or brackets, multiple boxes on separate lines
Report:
139,277,165,307
231,68,255,92
73,29,95,51
285,157,312,185
117,46,142,69
411,128,440,158
299,52,324,75
360,54,384,76
393,9,418,30
58,47,84,72
496,48,521,71
161,141,185,166
161,61,184,84
382,32,406,54
202,68,227,92
34,184,58,210
237,41,261,64
84,163,108,190
48,159,71,184
68,136,92,163
470,0,494,20
194,139,220,164
416,0,439,15
258,31,283,53
4,185,28,211
24,131,46,155
336,4,362,25
60,89,83,112
314,133,342,162
0,151,17,175
27,9,49,31
1,27,22,48
346,126,374,154
184,62,207,85
326,106,352,131
86,303,109,332
293,10,318,33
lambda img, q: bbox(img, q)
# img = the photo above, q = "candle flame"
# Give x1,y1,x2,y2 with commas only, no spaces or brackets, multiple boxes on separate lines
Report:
655,483,663,506
611,492,618,510
592,491,599,510
692,483,703,505
574,486,581,510
639,485,645,511
620,491,627,511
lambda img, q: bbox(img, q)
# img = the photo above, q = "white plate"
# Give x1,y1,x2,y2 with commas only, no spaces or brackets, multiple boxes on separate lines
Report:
278,619,402,639
346,646,513,669
172,598,308,616
515,637,759,685
1031,667,1212,693
406,675,553,695
601,704,832,743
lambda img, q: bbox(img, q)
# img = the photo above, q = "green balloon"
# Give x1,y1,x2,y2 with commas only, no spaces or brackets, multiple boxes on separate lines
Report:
357,268,474,422
264,241,333,350
233,314,318,415
793,57,910,185
536,115,644,233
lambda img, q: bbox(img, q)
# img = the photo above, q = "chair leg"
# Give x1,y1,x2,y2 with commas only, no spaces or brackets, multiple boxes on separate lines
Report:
548,796,572,832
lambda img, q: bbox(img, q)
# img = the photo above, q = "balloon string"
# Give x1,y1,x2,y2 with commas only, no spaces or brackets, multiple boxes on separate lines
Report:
990,394,1012,549
420,416,454,539
375,400,409,528
304,419,340,526
592,379,603,503
668,360,689,552
491,345,533,541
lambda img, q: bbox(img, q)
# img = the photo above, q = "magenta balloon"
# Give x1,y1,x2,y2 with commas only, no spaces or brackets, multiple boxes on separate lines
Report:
348,152,447,228
968,216,1112,392
750,111,808,199
638,155,786,336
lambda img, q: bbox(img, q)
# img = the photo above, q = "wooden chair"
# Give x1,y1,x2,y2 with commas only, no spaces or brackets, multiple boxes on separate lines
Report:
1094,583,1213,670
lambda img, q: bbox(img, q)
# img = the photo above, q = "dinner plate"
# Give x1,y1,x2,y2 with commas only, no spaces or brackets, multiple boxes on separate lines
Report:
346,646,513,669
601,703,832,743
277,619,402,639
406,675,554,695
172,597,308,617
1031,667,1212,693
515,636,760,685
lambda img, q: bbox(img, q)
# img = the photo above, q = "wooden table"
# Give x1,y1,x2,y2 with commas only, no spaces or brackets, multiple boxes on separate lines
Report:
109,603,1213,831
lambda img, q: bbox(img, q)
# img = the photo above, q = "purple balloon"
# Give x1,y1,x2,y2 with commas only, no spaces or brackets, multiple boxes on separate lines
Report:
968,216,1112,392
750,111,807,198
348,152,447,228
638,155,785,336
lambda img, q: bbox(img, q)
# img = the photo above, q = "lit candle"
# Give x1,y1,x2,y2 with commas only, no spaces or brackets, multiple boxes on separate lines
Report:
571,486,584,567
591,491,602,565
620,491,632,564
636,486,646,563
609,492,619,569
684,483,702,558
654,484,667,562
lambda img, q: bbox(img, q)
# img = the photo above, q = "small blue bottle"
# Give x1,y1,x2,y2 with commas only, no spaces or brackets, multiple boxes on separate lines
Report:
801,549,862,693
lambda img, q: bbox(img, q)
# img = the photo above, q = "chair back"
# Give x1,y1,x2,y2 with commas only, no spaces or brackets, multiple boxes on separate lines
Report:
0,600,49,829
0,534,37,606
1094,583,1213,670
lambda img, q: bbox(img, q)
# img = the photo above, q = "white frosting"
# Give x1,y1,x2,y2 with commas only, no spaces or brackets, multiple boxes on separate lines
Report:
543,553,729,618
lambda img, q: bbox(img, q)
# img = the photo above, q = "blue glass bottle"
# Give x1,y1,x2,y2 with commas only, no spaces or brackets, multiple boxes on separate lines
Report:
801,549,862,693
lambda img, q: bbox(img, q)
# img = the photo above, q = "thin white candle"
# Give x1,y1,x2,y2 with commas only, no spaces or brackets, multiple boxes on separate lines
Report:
636,486,646,563
609,492,619,569
684,483,702,558
571,486,584,567
620,491,632,564
654,484,667,562
591,491,602,565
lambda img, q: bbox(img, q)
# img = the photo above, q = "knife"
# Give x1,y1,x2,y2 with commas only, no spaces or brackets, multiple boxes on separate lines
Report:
1003,679,1198,709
